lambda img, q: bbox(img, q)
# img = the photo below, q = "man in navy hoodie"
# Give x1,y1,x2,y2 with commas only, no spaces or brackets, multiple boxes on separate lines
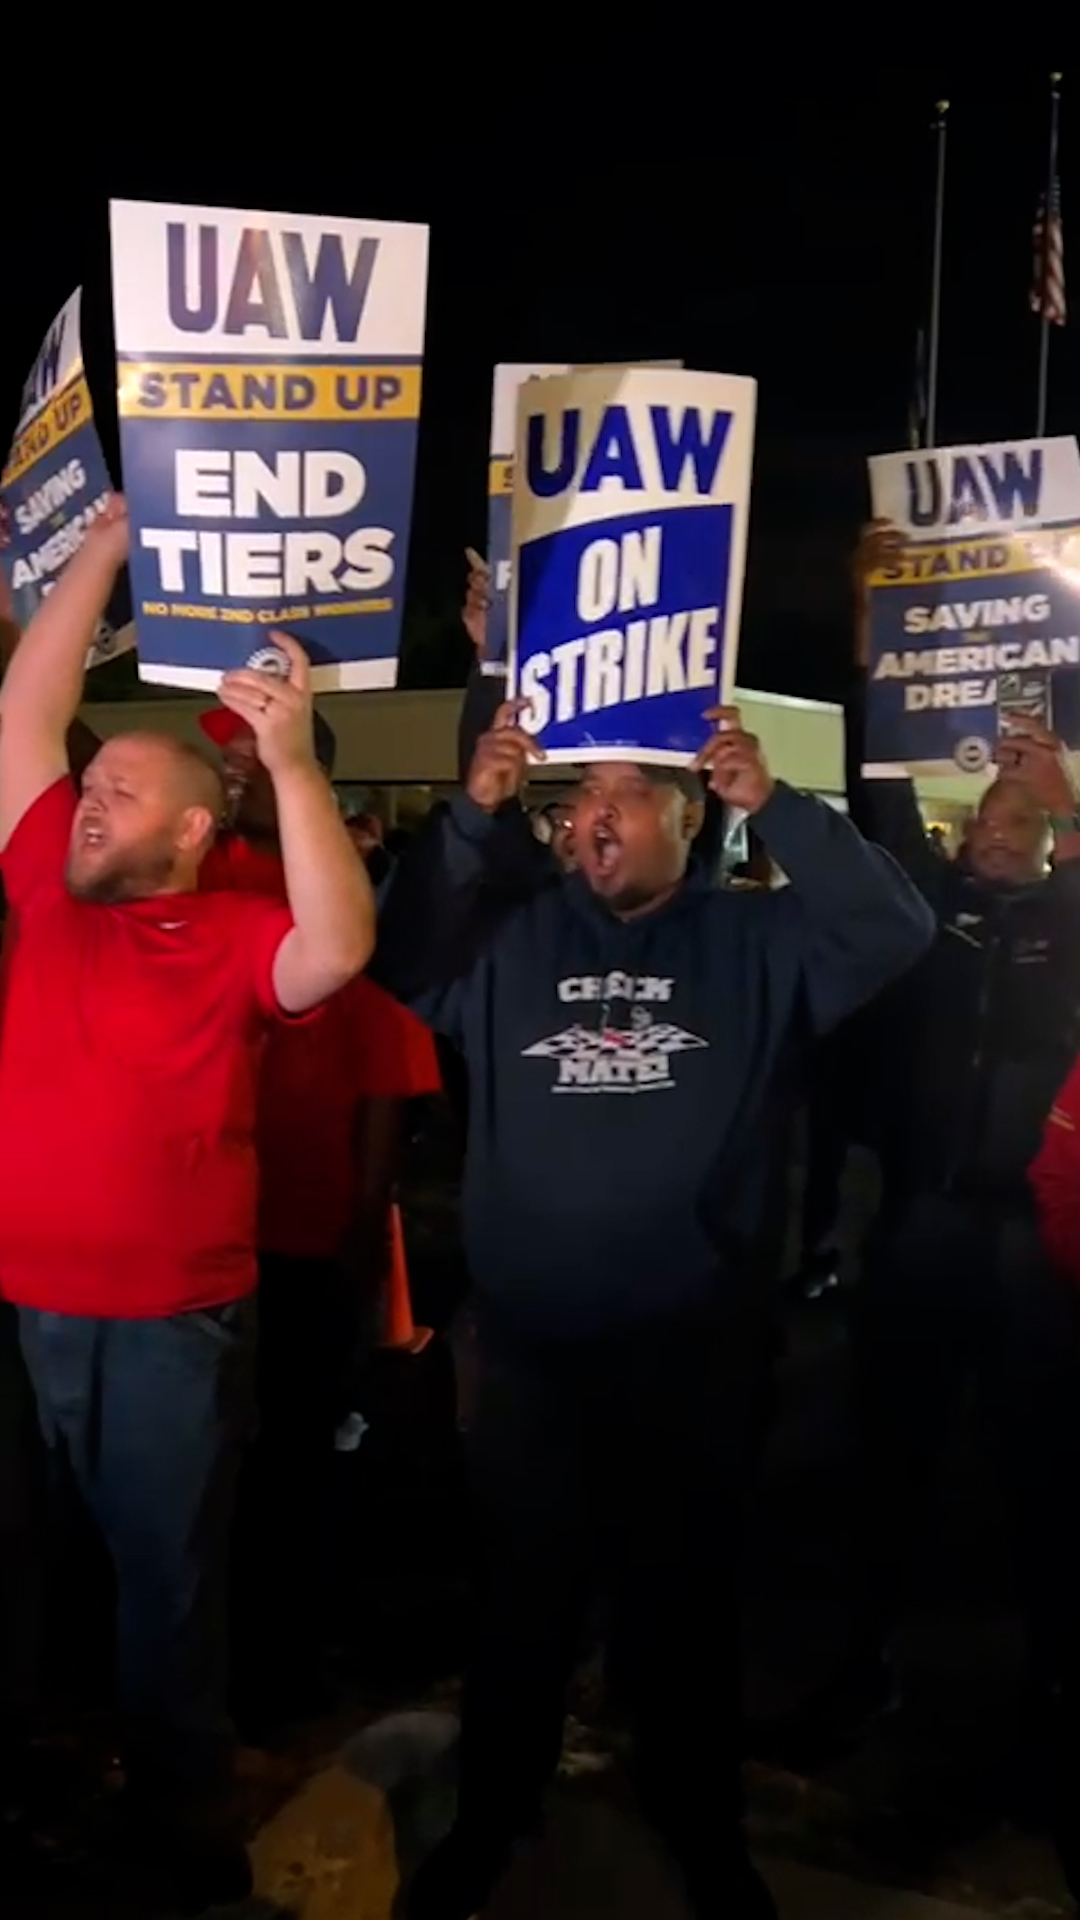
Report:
376,702,933,1920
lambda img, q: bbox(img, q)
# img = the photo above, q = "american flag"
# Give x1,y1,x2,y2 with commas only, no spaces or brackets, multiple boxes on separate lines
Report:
1031,175,1066,326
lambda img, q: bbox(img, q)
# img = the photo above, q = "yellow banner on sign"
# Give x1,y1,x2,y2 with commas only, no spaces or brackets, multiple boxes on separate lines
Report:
868,526,1080,589
116,362,423,423
1,374,92,488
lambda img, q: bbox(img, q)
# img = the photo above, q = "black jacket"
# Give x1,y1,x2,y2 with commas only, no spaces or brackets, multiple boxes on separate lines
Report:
845,676,1080,1198
374,783,932,1339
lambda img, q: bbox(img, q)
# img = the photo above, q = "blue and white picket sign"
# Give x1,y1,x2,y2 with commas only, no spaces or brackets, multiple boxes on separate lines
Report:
0,291,132,667
509,365,756,765
866,437,1080,776
110,200,429,691
484,359,682,677
484,363,568,676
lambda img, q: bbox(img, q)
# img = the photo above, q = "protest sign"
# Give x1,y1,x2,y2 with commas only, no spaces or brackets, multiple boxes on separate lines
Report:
509,365,756,765
866,437,1080,775
484,359,682,676
485,363,567,675
0,291,132,668
110,200,429,690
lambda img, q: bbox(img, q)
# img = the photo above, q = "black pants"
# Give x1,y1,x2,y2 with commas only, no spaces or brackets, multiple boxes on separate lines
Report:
455,1299,770,1880
18,1302,255,1811
231,1254,350,1709
0,1304,46,1795
850,1189,1080,1684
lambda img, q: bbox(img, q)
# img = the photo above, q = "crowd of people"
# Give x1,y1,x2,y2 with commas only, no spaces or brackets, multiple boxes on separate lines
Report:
0,506,1079,1917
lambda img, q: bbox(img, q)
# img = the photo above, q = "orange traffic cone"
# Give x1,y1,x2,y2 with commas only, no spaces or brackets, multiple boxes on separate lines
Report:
379,1202,433,1354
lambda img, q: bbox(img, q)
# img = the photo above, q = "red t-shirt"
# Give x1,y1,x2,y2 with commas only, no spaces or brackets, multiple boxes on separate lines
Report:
201,833,441,1258
0,781,297,1317
200,835,285,898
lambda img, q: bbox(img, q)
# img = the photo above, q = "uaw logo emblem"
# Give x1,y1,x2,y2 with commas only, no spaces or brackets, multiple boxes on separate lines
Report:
246,643,290,677
954,734,991,774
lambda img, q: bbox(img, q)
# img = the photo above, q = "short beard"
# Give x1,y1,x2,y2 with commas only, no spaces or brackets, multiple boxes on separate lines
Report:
65,849,175,904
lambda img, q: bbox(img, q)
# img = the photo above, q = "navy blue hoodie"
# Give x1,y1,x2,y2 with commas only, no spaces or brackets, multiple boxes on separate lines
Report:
375,783,933,1339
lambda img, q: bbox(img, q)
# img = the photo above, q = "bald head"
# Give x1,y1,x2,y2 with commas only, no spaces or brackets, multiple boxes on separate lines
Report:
963,775,1050,886
66,731,226,903
135,734,226,824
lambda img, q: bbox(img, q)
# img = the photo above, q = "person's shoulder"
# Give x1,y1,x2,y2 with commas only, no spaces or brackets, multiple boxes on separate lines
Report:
696,877,777,922
200,836,285,898
338,970,434,1037
192,887,290,936
0,779,78,915
2,777,77,857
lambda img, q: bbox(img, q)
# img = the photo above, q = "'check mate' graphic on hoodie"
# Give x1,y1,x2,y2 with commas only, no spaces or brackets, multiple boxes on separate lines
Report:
376,783,934,1339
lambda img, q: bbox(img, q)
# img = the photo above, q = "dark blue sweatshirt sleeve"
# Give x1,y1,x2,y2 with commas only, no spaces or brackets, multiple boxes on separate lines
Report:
752,781,936,1034
457,663,506,784
843,672,947,906
371,793,548,1040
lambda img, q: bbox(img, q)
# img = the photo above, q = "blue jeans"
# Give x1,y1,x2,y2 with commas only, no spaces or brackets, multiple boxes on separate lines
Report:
18,1300,256,1808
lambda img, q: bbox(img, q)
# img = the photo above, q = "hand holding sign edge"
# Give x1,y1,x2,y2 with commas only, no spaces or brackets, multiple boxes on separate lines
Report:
693,705,776,815
218,631,315,779
466,698,546,812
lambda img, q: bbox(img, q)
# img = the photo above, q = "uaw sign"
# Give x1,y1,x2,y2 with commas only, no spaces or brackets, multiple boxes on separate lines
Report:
485,362,567,675
0,291,132,667
110,200,429,690
509,365,756,764
866,436,1080,776
485,358,682,677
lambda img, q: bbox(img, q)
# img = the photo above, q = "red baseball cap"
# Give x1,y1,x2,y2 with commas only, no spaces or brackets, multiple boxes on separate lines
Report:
197,705,337,772
198,709,254,750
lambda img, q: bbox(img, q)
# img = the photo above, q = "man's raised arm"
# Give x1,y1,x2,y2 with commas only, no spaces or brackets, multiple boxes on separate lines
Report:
217,634,375,1014
372,701,548,1034
0,498,128,849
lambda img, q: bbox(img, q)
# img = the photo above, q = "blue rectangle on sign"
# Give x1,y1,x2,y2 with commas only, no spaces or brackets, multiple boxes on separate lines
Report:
866,545,1080,773
117,392,418,688
1,415,122,634
515,503,732,759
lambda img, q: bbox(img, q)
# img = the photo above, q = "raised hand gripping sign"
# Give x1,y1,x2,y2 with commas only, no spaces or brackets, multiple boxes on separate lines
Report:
866,437,1080,776
509,366,756,765
110,200,429,691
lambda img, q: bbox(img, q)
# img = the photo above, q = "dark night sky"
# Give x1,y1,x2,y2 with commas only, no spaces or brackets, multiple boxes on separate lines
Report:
4,73,1072,702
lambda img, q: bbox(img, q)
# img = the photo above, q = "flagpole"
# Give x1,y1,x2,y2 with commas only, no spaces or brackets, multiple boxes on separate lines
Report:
1036,72,1063,437
925,99,949,449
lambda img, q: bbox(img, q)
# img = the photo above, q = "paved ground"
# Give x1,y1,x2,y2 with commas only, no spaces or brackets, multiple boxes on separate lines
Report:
486,1797,1009,1919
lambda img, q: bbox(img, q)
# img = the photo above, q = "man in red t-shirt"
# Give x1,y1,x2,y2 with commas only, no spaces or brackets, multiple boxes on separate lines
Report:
197,706,441,1726
0,500,375,1908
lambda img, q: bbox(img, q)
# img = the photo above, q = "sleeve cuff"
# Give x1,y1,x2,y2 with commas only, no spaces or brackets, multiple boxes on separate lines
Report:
448,792,508,844
747,781,810,843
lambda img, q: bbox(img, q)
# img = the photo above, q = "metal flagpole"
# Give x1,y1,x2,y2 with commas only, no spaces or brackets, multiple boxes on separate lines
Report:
1036,72,1063,436
925,99,949,449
